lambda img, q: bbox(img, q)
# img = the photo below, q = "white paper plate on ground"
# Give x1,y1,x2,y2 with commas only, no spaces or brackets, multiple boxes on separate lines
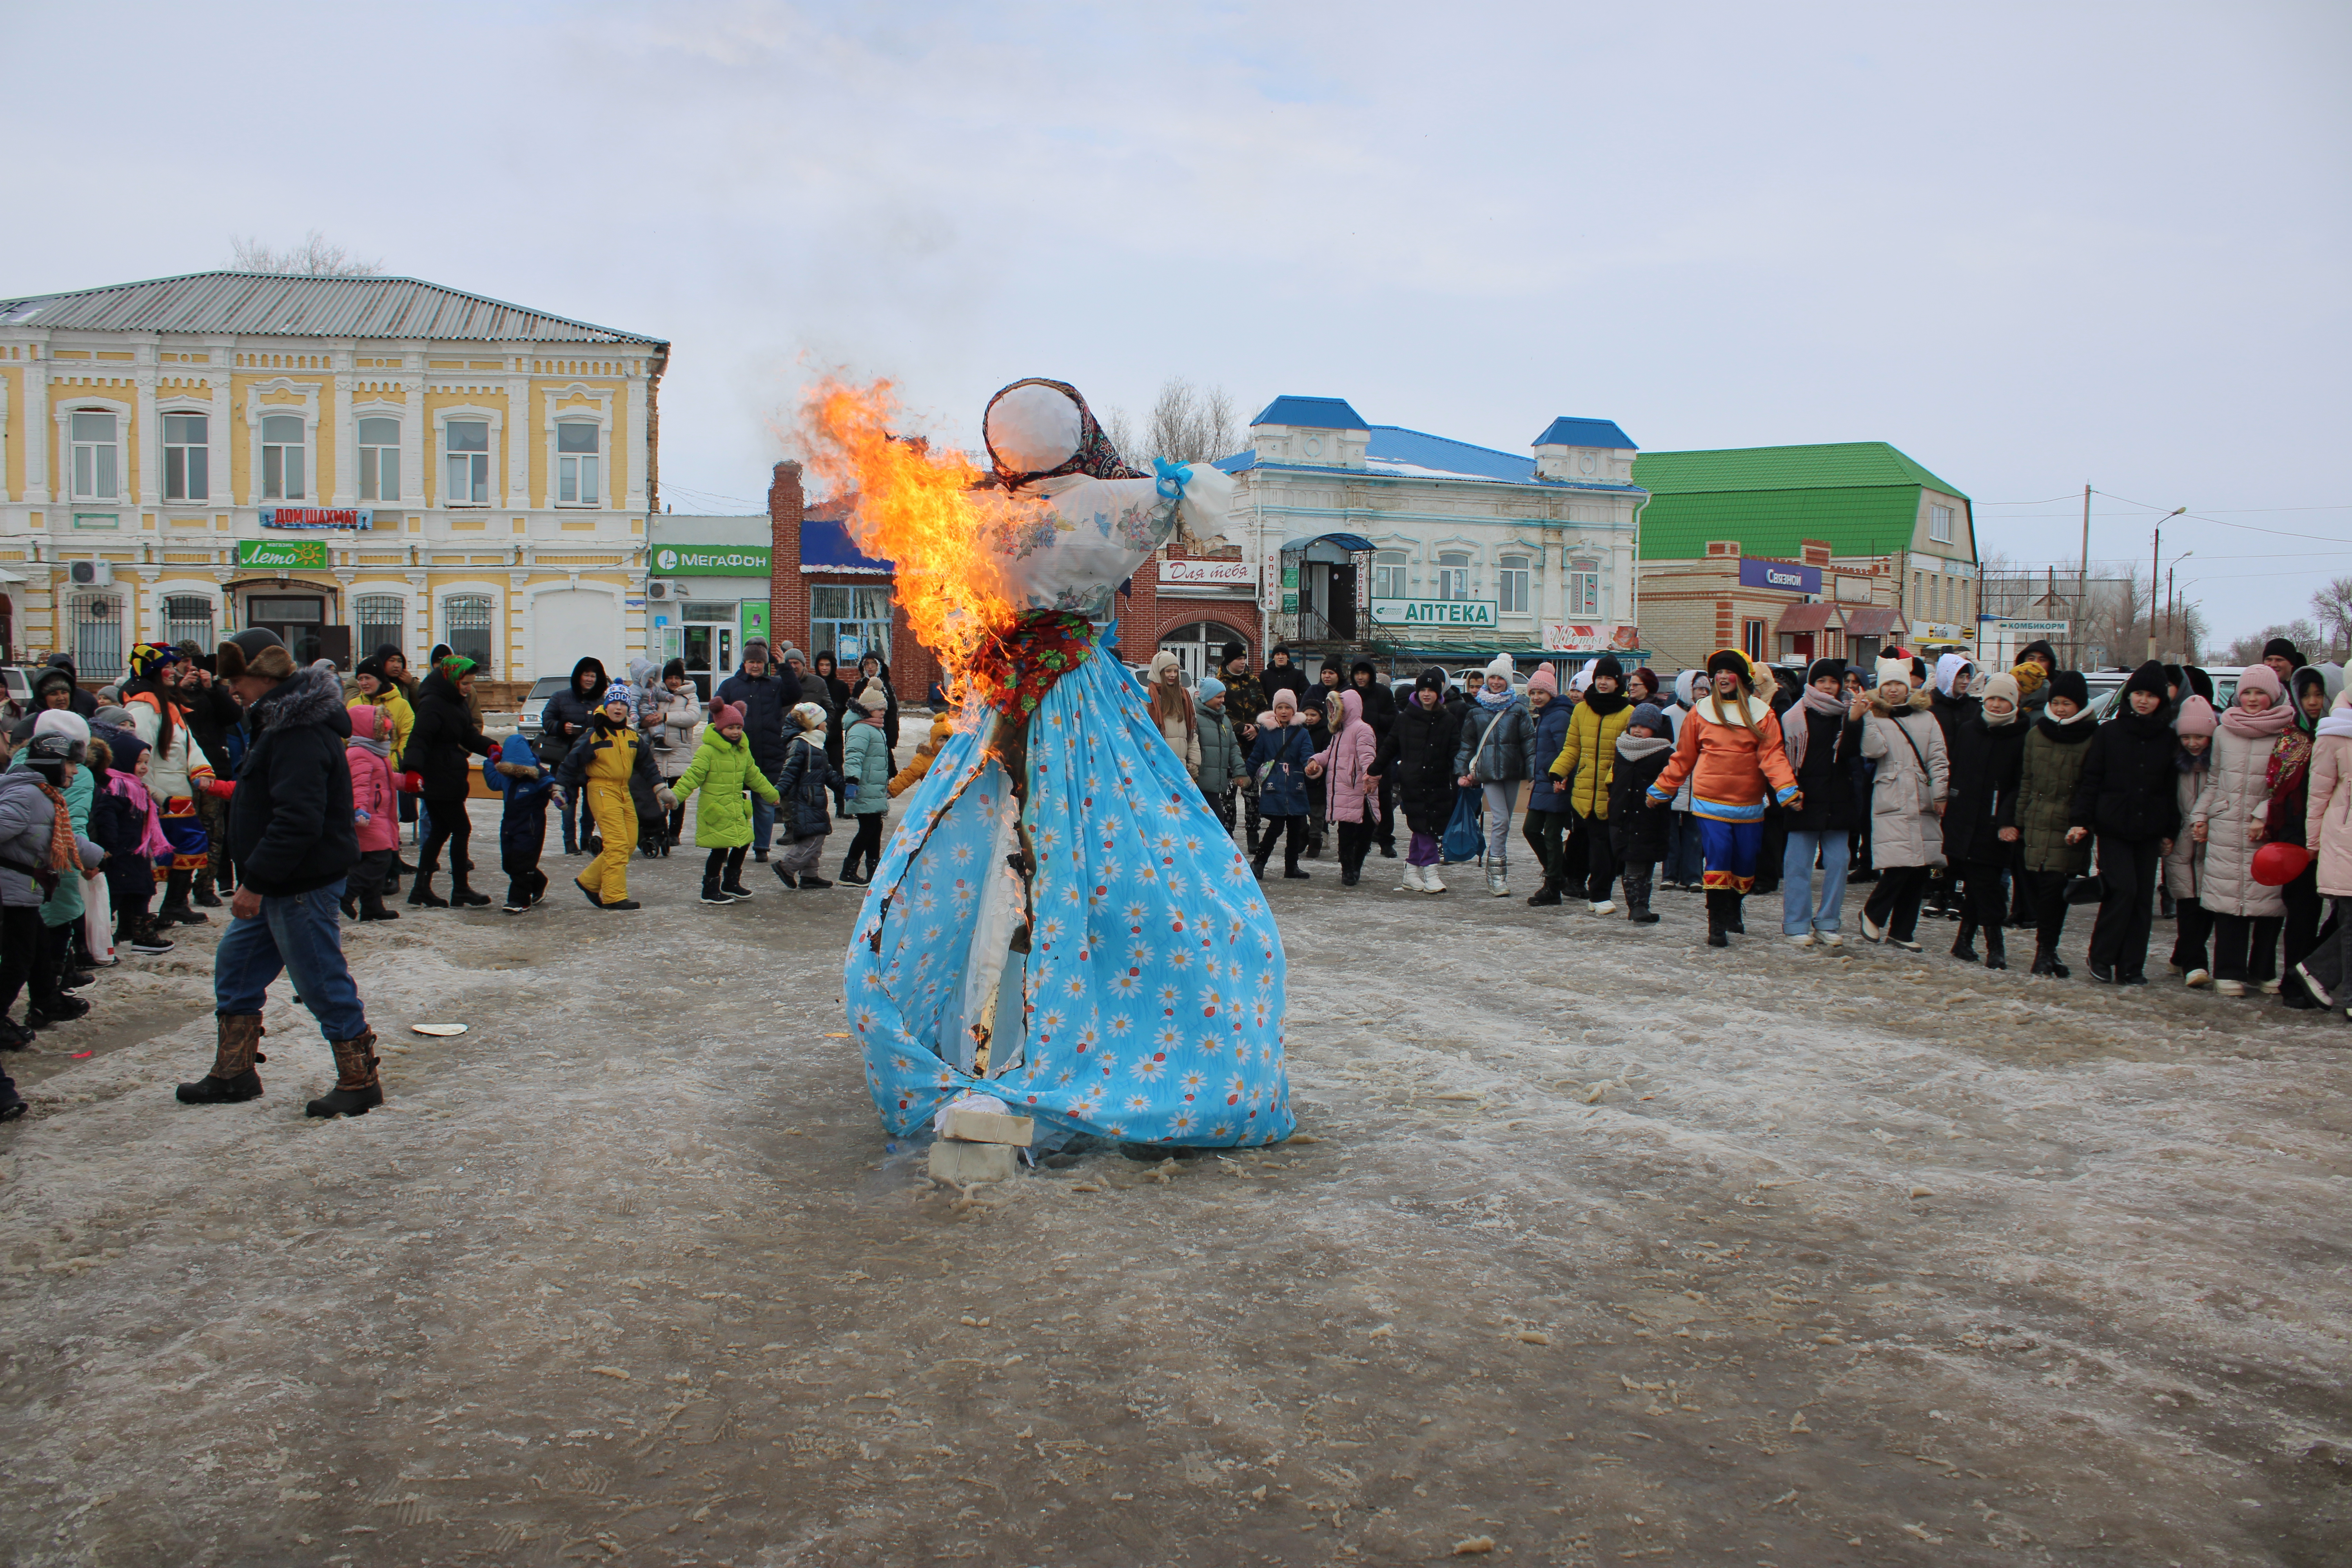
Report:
410,1024,468,1037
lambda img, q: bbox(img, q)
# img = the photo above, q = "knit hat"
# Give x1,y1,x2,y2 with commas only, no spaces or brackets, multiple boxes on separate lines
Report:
1705,649,1749,680
855,682,889,715
91,705,134,730
744,637,770,659
602,682,639,713
1526,665,1558,697
2264,636,2305,665
216,626,292,682
1628,702,1667,734
1979,671,2022,722
127,642,182,682
791,701,827,729
1221,641,1246,665
1570,664,1593,693
1805,657,1847,688
2174,694,2218,736
1416,666,1447,694
777,644,807,668
1197,676,1225,701
2123,660,2170,701
663,657,688,683
2235,663,2284,707
1873,654,1913,692
2048,670,2090,708
2010,659,2046,696
711,701,746,728
1272,688,1298,712
1483,654,1515,681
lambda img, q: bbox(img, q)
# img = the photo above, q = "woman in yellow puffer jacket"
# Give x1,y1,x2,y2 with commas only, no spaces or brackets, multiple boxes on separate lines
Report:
1548,654,1636,910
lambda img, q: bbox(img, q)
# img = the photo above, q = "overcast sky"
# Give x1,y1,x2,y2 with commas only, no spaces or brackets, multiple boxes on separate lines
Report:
9,0,2347,644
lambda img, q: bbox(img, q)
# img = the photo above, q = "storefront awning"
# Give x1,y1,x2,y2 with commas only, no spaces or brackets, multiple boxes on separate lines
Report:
1840,606,1906,639
1775,603,1840,635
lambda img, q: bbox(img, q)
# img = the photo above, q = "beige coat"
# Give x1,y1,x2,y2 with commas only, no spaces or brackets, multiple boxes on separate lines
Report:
2191,726,2286,918
2162,764,2209,898
2305,730,2352,899
1146,651,1202,779
1860,702,1948,869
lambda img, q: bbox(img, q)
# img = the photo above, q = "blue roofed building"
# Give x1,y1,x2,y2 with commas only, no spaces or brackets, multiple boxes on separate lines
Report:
1169,396,1649,675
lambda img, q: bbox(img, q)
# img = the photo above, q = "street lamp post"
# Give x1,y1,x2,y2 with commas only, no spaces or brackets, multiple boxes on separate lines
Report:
2165,550,2194,662
2147,508,2186,662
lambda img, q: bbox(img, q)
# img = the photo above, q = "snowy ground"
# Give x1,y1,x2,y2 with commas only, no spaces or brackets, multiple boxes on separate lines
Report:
3,766,2349,1566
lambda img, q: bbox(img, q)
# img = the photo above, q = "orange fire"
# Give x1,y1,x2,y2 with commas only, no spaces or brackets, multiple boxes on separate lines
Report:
797,377,1019,694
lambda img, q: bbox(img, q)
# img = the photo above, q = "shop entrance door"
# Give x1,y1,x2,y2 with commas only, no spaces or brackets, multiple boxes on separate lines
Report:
666,614,735,703
244,594,350,668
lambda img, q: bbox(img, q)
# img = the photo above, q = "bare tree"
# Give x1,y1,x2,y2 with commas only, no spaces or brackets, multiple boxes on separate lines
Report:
2223,618,2322,668
1100,406,1140,469
2311,577,2352,662
230,230,381,276
1140,377,1240,465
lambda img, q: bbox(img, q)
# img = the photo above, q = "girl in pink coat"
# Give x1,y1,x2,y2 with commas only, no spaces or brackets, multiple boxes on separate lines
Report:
345,703,403,922
1306,687,1381,888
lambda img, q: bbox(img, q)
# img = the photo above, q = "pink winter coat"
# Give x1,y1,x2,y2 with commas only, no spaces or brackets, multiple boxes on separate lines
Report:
1313,689,1381,824
2305,722,2352,898
347,705,402,855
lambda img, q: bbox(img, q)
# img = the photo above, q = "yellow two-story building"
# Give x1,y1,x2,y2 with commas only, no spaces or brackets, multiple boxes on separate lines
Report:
0,270,668,688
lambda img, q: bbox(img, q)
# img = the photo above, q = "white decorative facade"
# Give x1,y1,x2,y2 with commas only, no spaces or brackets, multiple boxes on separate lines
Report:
1214,398,1650,670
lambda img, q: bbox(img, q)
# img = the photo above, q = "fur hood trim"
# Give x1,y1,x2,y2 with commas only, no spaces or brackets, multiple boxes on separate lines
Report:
252,664,352,734
1688,691,1775,729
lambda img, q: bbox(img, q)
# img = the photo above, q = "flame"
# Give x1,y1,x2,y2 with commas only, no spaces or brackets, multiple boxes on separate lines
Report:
796,377,1021,695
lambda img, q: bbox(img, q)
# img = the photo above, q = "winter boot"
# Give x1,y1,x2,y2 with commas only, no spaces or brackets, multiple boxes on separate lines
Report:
2029,942,2058,977
1625,872,1658,925
359,888,401,921
1283,849,1310,880
1422,865,1448,895
407,871,449,908
126,914,176,955
700,869,732,906
192,870,223,909
771,862,799,889
305,1031,383,1118
177,1013,266,1104
1486,866,1507,898
1951,916,1979,964
158,868,207,926
1983,924,2008,971
1525,877,1563,907
1705,890,1730,947
1723,892,1746,933
721,873,755,901
798,873,834,890
341,890,360,920
448,874,492,908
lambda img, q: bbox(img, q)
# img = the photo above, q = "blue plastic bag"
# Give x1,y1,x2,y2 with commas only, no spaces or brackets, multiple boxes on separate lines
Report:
1442,785,1485,862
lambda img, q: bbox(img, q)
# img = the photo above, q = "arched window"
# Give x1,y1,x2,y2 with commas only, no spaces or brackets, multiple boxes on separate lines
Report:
1436,552,1470,602
162,595,214,649
441,594,495,675
74,593,125,680
356,594,405,661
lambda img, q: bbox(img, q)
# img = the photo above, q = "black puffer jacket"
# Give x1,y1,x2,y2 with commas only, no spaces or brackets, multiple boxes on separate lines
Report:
776,731,844,839
2071,707,2181,844
228,665,358,897
407,669,495,799
540,656,610,763
1943,711,2025,866
1608,735,1675,862
42,653,97,719
1349,664,1397,741
1390,679,1462,834
1784,702,1865,832
716,663,800,777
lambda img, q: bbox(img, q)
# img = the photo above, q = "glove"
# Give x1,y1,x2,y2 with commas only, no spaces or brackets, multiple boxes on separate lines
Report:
398,772,424,794
201,778,236,800
656,786,680,812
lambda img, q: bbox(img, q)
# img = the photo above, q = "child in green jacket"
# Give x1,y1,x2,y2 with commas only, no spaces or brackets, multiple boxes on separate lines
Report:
674,702,780,905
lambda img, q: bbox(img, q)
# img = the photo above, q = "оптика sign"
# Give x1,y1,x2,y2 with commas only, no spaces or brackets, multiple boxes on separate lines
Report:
652,544,771,577
236,538,330,570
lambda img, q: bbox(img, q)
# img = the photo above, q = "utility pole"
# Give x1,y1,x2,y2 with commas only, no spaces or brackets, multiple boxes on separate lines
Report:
2146,508,2185,662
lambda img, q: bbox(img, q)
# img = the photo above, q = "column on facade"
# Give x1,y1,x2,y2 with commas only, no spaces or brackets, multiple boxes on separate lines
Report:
134,354,160,506
207,366,230,522
403,370,426,514
624,365,649,513
505,370,530,510
25,360,49,503
331,352,357,506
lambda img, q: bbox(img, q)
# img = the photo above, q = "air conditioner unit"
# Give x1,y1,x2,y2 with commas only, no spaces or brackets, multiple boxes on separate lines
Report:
646,580,673,601
68,559,113,587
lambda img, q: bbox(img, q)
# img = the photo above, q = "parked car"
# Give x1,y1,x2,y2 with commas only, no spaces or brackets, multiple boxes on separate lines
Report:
517,674,572,737
2081,665,2242,721
0,665,33,722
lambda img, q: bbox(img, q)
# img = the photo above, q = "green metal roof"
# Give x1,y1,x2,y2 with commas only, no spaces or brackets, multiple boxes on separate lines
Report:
1631,441,1970,561
1633,441,1968,499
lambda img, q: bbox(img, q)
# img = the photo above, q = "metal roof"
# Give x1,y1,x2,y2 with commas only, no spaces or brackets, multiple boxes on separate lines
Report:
1633,441,1966,501
1532,416,1639,450
1250,396,1369,431
0,270,668,347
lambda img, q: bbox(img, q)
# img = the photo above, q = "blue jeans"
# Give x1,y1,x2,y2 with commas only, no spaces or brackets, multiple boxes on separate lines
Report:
1667,810,1704,885
1782,828,1851,935
213,882,369,1041
750,795,777,853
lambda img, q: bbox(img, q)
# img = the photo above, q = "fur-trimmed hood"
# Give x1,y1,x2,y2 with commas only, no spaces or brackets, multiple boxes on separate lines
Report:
1686,689,1776,729
250,664,352,738
1869,687,1936,719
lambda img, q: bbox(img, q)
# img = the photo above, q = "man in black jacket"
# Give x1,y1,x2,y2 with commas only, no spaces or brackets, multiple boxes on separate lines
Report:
2068,660,2180,985
716,639,799,862
540,655,609,854
178,630,383,1118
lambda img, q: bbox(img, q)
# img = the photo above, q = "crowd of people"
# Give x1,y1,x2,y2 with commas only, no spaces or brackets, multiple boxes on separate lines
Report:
1163,634,2352,1009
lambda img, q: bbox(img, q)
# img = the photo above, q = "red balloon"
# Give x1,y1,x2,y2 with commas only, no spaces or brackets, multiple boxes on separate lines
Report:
2252,841,2312,887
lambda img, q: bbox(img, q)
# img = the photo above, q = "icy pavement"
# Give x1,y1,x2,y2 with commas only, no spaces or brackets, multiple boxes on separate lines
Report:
2,802,2348,1565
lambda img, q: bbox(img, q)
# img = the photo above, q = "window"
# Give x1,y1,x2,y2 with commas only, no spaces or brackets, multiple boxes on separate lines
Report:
70,410,119,501
809,583,894,665
557,421,601,506
163,413,208,501
1912,571,1923,612
162,595,213,648
359,417,401,502
73,593,124,680
1567,568,1600,619
261,413,305,501
1372,550,1407,600
355,593,404,659
1744,618,1765,661
445,420,490,505
1929,504,1954,544
1436,551,1470,601
1498,554,1531,615
441,594,494,674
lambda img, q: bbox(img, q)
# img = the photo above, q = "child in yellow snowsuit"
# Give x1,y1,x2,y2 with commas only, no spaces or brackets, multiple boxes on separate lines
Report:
553,684,673,911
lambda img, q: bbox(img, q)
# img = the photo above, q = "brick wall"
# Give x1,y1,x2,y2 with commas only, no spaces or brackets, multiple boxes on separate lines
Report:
1111,551,1261,666
764,459,945,704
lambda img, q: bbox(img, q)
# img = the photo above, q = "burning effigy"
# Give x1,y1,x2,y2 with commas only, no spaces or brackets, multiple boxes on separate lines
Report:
805,377,1293,1149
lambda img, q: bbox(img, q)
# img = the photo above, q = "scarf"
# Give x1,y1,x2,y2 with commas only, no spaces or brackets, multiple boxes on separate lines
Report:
348,732,390,759
1783,683,1851,773
1581,686,1630,719
2267,716,2317,836
1474,684,1515,712
2221,697,2293,740
1615,733,1671,762
37,779,82,876
2318,708,2352,741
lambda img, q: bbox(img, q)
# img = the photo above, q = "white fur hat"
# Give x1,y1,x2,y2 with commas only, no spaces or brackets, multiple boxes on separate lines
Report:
33,708,91,744
1874,655,1913,692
